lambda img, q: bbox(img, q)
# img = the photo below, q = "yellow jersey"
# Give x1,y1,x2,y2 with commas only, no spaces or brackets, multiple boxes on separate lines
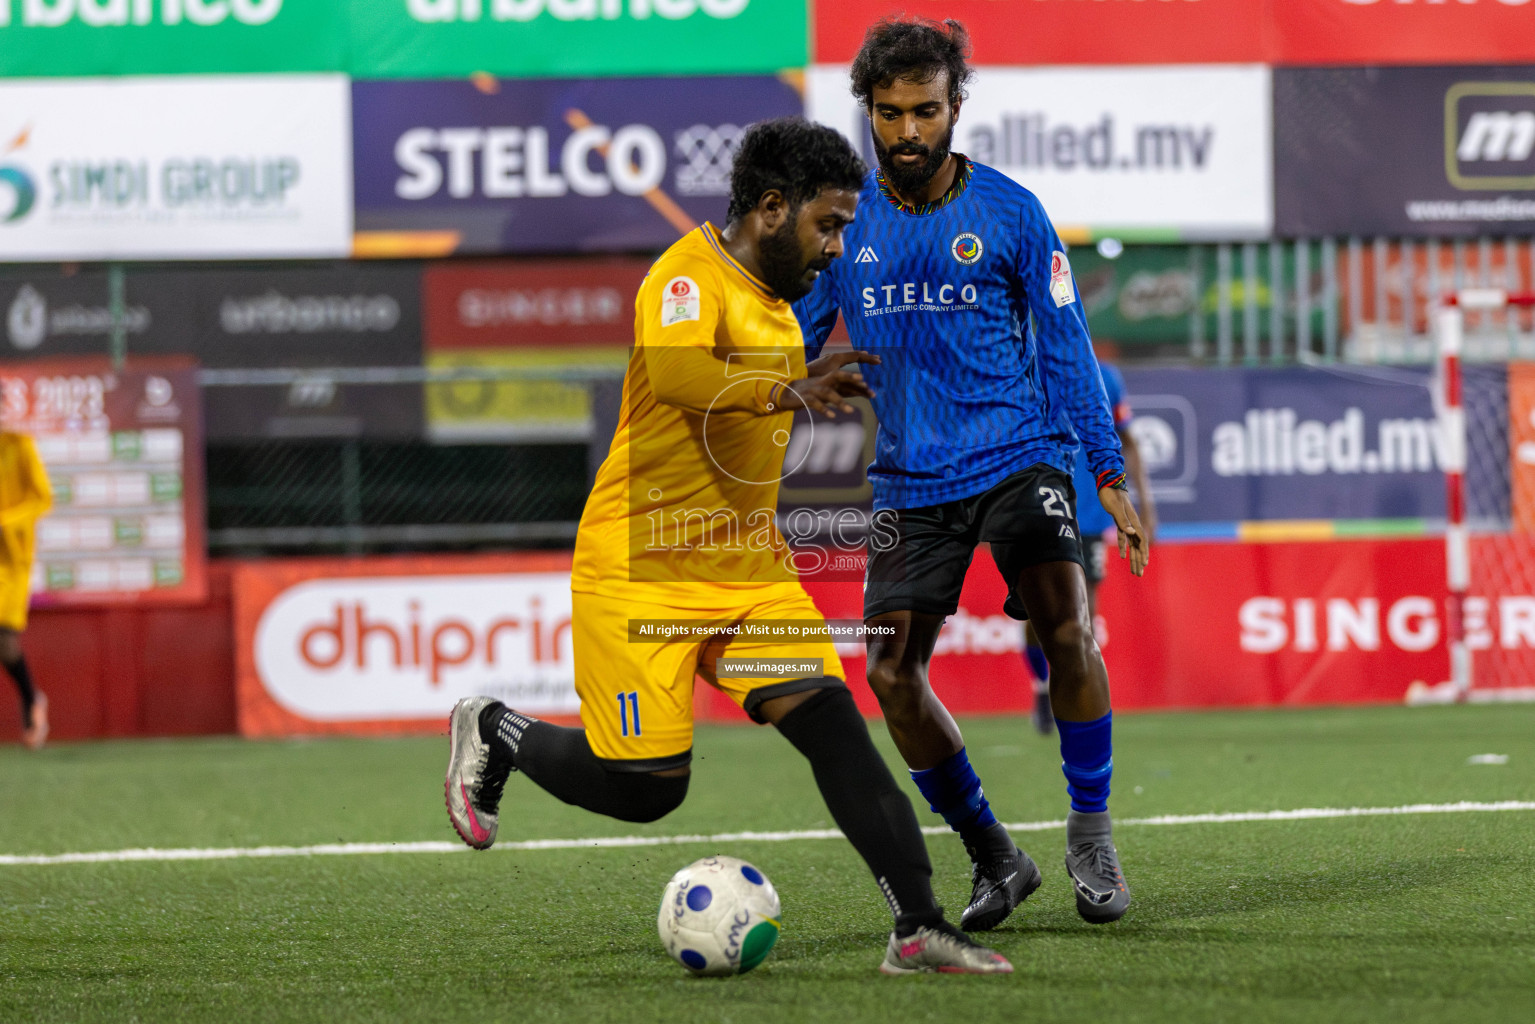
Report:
572,223,807,609
0,432,50,570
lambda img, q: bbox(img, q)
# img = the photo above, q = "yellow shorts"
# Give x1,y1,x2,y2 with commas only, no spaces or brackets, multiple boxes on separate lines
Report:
0,570,31,631
572,585,845,771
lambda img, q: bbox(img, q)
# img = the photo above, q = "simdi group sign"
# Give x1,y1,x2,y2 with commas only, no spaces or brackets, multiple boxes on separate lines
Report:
0,0,806,77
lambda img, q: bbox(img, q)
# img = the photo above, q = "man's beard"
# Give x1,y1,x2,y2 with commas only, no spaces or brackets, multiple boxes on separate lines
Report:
873,120,955,198
758,214,826,302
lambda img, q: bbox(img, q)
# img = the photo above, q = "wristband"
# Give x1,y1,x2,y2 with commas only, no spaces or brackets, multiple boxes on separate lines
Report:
1096,469,1128,492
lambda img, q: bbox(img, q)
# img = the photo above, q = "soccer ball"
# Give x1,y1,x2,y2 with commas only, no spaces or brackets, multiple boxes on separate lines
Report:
657,855,781,977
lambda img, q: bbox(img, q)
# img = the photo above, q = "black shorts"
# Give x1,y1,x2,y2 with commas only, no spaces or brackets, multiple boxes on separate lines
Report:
863,463,1087,622
1083,534,1109,585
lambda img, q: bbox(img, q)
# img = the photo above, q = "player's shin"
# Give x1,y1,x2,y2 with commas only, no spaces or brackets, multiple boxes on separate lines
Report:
1056,711,1113,813
909,749,1016,865
480,703,688,823
772,687,943,933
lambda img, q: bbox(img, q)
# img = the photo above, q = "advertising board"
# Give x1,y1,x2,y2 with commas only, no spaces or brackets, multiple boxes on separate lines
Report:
0,76,352,261
1120,364,1507,525
351,76,800,256
1275,66,1535,238
813,0,1266,66
1,357,206,607
1272,0,1535,66
807,64,1272,240
422,260,642,440
234,552,579,737
1,265,424,439
351,0,806,79
0,0,342,76
815,1,1535,67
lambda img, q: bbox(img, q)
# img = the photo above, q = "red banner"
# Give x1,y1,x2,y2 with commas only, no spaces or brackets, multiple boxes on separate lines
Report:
233,538,1534,738
423,260,650,351
815,1,1535,67
814,0,1267,66
1273,1,1535,66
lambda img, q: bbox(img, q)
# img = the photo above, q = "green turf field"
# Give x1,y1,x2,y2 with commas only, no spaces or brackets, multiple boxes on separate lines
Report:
2,705,1533,1024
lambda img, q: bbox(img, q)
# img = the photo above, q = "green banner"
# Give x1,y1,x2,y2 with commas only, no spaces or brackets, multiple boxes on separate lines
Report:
1072,245,1328,347
351,0,807,79
0,0,344,76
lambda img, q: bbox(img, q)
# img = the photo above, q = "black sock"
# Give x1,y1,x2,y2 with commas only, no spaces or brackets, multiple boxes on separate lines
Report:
480,704,687,824
4,655,35,725
774,687,942,930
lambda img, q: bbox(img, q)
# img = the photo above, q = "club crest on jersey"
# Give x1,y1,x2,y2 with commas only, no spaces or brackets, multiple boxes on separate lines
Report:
1049,250,1077,308
951,232,983,266
661,276,701,327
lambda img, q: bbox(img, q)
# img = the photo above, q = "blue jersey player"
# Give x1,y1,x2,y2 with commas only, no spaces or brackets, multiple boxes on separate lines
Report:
795,18,1151,931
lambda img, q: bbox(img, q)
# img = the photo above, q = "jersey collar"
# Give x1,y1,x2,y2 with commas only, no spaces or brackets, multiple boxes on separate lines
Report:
875,155,973,216
702,222,777,301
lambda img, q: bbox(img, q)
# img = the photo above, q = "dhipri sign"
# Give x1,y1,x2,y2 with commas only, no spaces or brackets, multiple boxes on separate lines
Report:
807,65,1271,239
0,76,351,260
234,554,578,737
352,76,800,255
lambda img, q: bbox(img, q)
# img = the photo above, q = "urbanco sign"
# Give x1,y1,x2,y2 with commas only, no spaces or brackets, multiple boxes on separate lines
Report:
352,0,806,78
0,0,344,76
0,76,352,261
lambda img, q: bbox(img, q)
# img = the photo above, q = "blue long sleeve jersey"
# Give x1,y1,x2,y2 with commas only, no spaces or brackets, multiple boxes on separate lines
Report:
794,159,1125,511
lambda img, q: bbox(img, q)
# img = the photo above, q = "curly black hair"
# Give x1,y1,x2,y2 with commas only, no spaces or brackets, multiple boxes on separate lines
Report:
849,16,973,109
725,117,866,224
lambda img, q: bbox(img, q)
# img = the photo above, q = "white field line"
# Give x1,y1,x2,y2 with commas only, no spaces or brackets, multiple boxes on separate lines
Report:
2,800,1532,868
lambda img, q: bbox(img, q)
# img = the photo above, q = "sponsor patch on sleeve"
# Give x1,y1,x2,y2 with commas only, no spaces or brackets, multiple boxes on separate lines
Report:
660,275,701,327
1049,250,1076,308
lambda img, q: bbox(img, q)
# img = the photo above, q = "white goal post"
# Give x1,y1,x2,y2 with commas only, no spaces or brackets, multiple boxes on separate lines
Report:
1410,290,1535,705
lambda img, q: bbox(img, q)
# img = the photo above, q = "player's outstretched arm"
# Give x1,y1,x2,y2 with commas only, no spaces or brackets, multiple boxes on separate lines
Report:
782,351,880,419
1097,486,1150,578
1118,425,1156,544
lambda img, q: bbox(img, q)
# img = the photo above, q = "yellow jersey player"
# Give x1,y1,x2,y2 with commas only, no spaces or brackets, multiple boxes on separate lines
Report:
445,118,1010,974
0,429,51,749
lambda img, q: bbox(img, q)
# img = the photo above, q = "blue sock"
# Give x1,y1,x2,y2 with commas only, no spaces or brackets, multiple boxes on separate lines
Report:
1057,712,1113,814
909,748,998,836
1024,643,1050,684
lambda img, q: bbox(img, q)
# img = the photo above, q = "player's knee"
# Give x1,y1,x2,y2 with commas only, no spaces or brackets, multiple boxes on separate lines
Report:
606,770,689,823
865,661,924,712
1042,618,1099,673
